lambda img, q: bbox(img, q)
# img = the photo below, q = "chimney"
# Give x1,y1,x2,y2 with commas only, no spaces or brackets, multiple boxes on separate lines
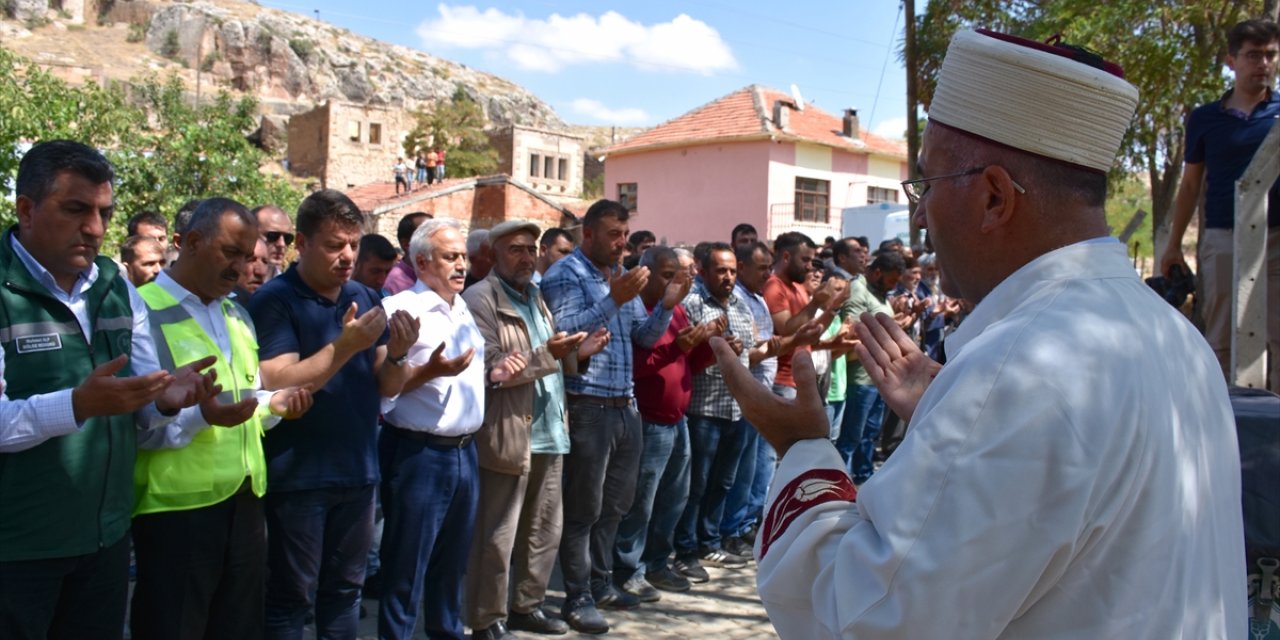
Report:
843,108,860,138
773,100,790,130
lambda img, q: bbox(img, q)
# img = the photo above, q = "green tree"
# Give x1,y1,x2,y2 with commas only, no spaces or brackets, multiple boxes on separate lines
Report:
113,75,302,222
0,49,302,251
0,48,140,225
907,0,1258,256
403,85,498,178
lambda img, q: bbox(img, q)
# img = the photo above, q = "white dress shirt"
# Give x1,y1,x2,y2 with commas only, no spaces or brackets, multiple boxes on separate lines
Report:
381,281,485,436
755,239,1246,639
0,235,172,452
136,271,280,449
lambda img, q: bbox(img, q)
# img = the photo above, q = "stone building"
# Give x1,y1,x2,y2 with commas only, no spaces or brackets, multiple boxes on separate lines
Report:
488,124,585,201
286,101,414,190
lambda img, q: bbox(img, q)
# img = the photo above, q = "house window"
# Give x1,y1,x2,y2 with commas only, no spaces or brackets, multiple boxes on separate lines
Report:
795,177,830,223
348,121,361,142
558,158,568,183
368,123,382,145
618,183,638,211
529,153,541,178
544,156,555,180
867,186,898,205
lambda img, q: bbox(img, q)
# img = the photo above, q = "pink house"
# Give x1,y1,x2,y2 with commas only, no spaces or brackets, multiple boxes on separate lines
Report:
602,85,909,246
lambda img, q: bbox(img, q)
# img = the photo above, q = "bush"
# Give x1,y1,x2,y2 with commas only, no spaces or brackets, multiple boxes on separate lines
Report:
160,29,180,59
288,37,314,61
200,51,220,72
126,22,146,43
256,28,273,50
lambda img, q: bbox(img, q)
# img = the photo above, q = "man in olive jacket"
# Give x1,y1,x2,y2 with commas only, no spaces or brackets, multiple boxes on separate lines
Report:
461,220,607,639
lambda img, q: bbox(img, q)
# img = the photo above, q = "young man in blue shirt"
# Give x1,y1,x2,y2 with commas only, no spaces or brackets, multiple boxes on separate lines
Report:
1162,19,1280,391
249,189,418,638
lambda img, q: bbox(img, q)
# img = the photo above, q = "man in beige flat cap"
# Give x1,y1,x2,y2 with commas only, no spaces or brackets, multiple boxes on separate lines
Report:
712,29,1245,639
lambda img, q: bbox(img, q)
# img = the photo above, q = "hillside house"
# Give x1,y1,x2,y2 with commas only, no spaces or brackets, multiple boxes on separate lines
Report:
488,124,586,201
287,101,414,190
602,85,909,246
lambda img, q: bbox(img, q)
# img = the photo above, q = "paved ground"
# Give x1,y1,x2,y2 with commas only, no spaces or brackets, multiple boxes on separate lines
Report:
334,563,779,639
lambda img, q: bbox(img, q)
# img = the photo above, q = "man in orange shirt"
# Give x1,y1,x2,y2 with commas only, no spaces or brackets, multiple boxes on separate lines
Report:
752,231,838,524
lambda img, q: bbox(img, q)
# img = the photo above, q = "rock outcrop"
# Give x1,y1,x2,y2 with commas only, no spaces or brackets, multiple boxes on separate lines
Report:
106,0,562,127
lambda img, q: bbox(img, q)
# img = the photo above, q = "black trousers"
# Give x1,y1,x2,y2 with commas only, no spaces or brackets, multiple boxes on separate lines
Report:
0,532,130,640
130,488,266,640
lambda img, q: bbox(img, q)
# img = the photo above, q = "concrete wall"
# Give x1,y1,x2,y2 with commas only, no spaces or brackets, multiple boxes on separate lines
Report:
603,141,772,247
764,142,907,241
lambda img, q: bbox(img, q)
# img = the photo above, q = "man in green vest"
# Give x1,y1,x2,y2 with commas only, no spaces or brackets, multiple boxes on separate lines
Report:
0,140,216,639
130,197,314,640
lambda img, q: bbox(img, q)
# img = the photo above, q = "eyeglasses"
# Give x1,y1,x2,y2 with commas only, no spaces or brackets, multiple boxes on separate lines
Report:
901,166,1026,204
263,231,295,246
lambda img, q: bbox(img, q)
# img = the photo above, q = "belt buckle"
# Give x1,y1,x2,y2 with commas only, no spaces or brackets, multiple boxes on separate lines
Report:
457,434,472,449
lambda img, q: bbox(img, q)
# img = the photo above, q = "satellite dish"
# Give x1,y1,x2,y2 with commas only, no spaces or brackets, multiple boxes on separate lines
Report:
790,84,805,111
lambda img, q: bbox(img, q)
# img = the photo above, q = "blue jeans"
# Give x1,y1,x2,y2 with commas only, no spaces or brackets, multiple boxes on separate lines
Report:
614,417,690,578
675,415,747,556
377,430,478,640
845,385,886,483
264,484,375,640
720,418,759,539
837,384,881,475
825,399,846,442
743,385,793,525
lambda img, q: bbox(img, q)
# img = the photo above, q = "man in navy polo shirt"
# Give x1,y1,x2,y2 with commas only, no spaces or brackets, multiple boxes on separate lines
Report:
249,189,419,638
1162,18,1280,392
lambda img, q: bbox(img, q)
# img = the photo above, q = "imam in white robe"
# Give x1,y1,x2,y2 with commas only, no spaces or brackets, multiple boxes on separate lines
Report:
756,239,1246,639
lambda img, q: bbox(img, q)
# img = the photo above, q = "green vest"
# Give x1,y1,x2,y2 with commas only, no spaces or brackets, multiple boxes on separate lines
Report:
0,227,137,561
133,283,268,515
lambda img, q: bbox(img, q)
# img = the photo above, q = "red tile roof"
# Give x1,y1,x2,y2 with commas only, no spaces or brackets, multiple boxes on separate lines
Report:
344,177,472,212
605,85,907,160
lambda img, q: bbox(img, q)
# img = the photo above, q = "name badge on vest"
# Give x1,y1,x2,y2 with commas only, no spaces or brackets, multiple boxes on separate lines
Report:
15,333,62,354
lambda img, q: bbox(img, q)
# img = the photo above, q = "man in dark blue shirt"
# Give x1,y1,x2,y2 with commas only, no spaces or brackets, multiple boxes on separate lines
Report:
249,189,417,638
1163,19,1280,391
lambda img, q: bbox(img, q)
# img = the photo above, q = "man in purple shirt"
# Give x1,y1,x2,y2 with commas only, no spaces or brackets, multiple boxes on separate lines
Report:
383,211,431,295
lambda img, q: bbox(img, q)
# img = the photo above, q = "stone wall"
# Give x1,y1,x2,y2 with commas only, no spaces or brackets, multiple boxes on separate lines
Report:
370,180,574,242
323,102,413,189
285,102,330,183
490,125,585,199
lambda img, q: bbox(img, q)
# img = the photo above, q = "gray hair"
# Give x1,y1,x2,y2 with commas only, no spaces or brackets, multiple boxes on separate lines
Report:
673,247,694,262
466,228,490,256
409,218,461,266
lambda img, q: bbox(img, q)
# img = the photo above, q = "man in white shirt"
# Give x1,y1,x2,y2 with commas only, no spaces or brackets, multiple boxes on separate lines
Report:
712,30,1246,639
130,197,313,640
377,218,525,640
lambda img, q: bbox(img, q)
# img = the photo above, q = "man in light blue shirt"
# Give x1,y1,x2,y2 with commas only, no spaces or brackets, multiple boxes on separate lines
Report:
541,200,688,634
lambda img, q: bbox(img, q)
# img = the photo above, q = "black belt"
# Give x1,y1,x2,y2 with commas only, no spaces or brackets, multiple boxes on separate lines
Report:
386,423,474,448
567,393,633,408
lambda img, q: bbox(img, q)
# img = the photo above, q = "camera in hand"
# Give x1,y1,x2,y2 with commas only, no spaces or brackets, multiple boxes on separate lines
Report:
1145,264,1195,308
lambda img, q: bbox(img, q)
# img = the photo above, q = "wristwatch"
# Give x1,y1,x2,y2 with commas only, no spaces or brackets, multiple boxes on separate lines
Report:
388,352,409,366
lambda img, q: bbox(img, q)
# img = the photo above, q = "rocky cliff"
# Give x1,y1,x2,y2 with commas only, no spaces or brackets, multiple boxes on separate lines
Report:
2,0,565,128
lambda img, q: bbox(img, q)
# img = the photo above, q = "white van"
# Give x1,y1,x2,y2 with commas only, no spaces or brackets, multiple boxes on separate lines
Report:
840,203,920,248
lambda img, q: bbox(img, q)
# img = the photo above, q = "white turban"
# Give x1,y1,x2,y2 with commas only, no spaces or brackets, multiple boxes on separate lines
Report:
928,30,1139,173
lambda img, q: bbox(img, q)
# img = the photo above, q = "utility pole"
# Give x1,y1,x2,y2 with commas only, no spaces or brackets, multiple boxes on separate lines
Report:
904,0,921,246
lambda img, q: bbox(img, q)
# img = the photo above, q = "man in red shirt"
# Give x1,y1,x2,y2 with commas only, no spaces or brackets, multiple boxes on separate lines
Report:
613,246,719,601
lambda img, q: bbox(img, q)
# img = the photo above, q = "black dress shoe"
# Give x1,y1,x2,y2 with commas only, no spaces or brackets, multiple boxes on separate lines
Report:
507,608,569,635
561,596,609,635
471,620,516,640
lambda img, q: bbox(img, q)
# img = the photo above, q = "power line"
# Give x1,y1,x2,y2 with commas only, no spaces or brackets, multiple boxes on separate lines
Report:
868,1,904,129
